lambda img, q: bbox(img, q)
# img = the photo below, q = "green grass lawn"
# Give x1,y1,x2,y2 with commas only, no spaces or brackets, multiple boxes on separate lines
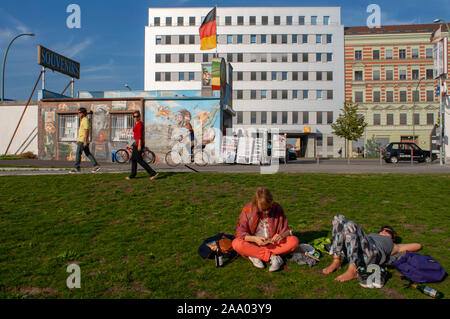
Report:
0,172,449,299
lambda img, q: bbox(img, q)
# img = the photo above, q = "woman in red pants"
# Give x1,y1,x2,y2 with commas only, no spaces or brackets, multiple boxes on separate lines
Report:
232,187,299,272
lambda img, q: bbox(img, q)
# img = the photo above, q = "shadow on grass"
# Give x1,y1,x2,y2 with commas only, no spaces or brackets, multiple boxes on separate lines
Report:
293,230,330,243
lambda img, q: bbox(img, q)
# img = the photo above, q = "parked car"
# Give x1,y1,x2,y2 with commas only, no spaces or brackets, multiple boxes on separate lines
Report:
287,149,297,160
382,142,436,164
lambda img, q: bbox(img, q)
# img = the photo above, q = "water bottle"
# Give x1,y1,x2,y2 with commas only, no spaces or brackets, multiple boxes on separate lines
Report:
215,241,223,267
412,284,443,299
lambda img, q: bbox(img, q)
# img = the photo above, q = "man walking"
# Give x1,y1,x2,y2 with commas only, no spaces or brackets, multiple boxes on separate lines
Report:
69,108,101,174
126,111,158,180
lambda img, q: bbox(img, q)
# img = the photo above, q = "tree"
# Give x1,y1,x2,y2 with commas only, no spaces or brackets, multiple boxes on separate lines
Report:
331,102,367,163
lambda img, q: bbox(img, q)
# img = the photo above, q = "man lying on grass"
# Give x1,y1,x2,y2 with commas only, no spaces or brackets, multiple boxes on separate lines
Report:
322,214,422,282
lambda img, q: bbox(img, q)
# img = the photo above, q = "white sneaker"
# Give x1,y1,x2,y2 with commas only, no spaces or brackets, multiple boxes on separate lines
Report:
248,256,265,269
92,166,101,173
269,255,284,272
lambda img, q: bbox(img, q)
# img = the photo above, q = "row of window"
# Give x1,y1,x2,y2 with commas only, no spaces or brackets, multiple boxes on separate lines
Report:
372,113,435,126
235,90,334,100
354,90,437,103
354,69,434,81
353,48,434,60
235,111,334,125
156,33,334,45
234,71,334,81
155,52,334,64
153,15,332,27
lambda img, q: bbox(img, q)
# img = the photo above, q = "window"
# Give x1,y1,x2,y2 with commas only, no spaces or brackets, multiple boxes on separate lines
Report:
302,53,309,62
373,91,381,102
262,16,268,25
293,112,298,124
272,112,277,124
261,34,267,43
237,34,243,44
155,54,161,63
316,53,322,62
111,114,133,141
237,111,243,124
316,72,323,81
178,35,185,44
179,72,185,81
261,90,267,99
188,72,194,81
400,113,407,125
316,112,322,124
154,17,160,26
326,34,332,43
292,53,298,62
292,72,298,81
412,90,420,102
400,91,407,102
237,16,244,25
399,70,406,80
237,90,243,99
373,114,381,125
399,49,406,59
386,49,393,59
237,53,243,62
317,90,322,99
303,90,309,99
427,90,434,101
316,34,322,43
282,34,287,44
327,112,333,124
282,90,288,99
327,90,333,100
373,70,380,80
303,112,309,124
165,72,171,81
426,48,433,58
355,50,362,60
225,16,232,25
249,16,256,25
271,90,278,99
165,35,171,44
311,16,317,25
250,34,257,44
189,16,196,26
414,113,420,125
165,54,171,63
412,48,419,59
303,72,309,81
323,16,330,25
386,91,393,102
271,72,277,81
274,16,280,25
261,112,267,124
302,34,308,43
286,16,293,25
177,17,184,26
165,17,172,26
327,72,333,81
387,114,394,125
355,91,363,102
299,16,305,25
189,35,195,44
282,72,287,81
386,70,393,80
156,36,162,45
226,53,233,62
155,72,161,81
293,90,298,99
58,114,79,141
282,112,288,124
281,54,288,62
370,50,379,60
427,113,434,125
189,53,195,62
251,111,257,124
355,71,363,81
426,69,434,79
179,54,185,63
271,34,277,44
261,72,267,81
317,135,323,146
227,35,233,44
327,53,333,62
327,136,334,147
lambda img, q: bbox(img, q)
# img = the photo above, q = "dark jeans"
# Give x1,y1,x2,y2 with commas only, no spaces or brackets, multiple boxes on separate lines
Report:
74,142,99,170
130,144,157,178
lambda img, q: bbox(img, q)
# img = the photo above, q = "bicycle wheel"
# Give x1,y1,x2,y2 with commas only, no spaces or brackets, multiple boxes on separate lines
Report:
114,149,129,163
165,151,182,167
143,149,156,164
194,151,208,166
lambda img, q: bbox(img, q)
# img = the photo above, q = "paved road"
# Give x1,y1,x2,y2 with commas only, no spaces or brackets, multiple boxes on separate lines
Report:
1,159,449,176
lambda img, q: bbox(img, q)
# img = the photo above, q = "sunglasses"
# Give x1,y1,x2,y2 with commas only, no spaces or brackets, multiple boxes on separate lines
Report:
381,228,393,236
133,115,140,118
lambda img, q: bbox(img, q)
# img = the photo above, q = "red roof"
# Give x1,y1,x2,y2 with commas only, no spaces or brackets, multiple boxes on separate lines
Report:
345,23,448,35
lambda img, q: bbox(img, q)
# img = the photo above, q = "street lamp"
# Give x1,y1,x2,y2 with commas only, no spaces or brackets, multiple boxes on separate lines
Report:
413,77,425,145
1,33,35,101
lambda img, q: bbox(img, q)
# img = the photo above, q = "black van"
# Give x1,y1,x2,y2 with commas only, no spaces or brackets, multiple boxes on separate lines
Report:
382,142,436,164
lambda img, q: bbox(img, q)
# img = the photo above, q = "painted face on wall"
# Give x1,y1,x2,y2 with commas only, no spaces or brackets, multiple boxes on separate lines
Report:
93,106,108,131
45,123,56,134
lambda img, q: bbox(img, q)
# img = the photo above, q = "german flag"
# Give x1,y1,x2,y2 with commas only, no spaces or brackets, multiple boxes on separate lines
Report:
199,8,217,51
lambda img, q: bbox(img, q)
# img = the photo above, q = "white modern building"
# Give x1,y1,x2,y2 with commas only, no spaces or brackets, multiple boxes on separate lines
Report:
145,7,345,157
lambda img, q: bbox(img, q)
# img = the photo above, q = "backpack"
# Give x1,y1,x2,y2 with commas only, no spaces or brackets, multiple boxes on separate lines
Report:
392,251,446,283
198,233,236,260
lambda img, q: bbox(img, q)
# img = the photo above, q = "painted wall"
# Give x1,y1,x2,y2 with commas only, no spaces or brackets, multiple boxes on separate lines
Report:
38,99,143,162
144,94,222,163
0,103,38,155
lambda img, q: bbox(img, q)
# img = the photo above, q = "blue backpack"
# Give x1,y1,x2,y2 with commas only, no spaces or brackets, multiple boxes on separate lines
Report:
393,251,446,283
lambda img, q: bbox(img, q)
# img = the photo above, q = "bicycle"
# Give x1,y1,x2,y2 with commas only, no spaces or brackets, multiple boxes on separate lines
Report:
165,139,208,167
114,145,156,164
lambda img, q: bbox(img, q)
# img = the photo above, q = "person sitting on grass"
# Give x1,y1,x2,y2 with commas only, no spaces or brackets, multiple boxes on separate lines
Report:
322,214,422,282
232,187,299,272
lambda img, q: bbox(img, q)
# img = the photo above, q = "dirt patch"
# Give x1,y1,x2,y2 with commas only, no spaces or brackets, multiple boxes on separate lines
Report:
108,218,127,226
319,198,336,205
403,224,426,234
196,290,216,298
131,281,151,294
18,287,58,296
381,200,390,204
258,282,277,295
382,287,406,299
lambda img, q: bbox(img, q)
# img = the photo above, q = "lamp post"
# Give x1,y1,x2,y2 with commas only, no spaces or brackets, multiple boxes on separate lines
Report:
433,19,449,165
413,77,425,145
1,33,35,101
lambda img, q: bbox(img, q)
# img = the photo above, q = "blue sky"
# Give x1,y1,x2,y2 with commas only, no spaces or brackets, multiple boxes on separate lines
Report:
0,0,448,100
